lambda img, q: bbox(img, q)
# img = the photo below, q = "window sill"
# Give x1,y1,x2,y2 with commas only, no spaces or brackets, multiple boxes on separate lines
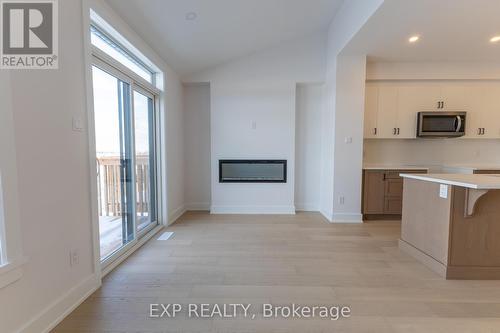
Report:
0,257,28,289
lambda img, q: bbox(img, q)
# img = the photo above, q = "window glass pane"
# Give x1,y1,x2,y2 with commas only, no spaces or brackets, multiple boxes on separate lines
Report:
91,26,153,83
93,66,135,260
133,90,157,231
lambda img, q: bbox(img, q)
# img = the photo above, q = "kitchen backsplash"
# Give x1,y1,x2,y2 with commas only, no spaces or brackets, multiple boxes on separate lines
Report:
363,139,500,169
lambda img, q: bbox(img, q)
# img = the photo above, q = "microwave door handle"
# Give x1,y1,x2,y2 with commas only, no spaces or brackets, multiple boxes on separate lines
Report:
455,116,462,132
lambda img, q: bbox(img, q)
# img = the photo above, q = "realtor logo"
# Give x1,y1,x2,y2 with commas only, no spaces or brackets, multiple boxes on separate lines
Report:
1,0,58,69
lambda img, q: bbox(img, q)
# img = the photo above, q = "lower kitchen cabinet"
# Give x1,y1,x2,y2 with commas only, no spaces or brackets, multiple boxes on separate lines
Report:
362,169,428,220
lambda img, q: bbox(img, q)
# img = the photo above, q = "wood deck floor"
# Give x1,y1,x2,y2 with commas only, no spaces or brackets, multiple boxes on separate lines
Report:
53,212,500,332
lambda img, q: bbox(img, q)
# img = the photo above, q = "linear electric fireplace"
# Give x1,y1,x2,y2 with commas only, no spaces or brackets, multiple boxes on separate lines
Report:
219,160,287,183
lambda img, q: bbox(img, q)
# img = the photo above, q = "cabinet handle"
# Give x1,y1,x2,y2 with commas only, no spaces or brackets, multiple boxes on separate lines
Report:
393,128,397,135
442,101,445,109
437,101,440,109
373,128,377,135
482,128,486,135
397,128,400,135
478,128,482,135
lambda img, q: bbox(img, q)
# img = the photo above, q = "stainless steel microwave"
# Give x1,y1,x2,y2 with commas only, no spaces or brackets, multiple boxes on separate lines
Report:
417,112,466,138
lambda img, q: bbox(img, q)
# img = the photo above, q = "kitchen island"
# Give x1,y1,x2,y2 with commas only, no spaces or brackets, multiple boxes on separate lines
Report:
399,173,500,279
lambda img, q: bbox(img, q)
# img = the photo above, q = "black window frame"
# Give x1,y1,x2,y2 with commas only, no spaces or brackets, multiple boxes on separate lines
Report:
219,159,287,183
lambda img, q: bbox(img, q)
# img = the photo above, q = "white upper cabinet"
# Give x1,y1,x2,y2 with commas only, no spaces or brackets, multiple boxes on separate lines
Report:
376,84,399,138
397,83,441,138
441,84,469,111
466,82,500,138
364,84,379,138
364,80,500,139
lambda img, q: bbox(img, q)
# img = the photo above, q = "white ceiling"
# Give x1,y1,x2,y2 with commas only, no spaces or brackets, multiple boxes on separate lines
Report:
105,0,344,76
342,0,500,63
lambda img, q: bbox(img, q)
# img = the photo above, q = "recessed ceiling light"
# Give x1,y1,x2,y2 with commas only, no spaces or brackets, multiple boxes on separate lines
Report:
408,35,420,43
185,12,197,21
490,36,500,43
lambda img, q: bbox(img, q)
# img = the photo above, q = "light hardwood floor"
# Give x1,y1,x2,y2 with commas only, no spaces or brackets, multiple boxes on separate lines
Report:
53,212,500,333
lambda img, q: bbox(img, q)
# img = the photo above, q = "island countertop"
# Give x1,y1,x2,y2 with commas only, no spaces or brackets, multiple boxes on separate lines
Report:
399,173,500,190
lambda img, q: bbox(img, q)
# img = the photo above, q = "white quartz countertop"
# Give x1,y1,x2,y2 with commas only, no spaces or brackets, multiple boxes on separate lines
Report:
363,165,429,171
400,173,500,190
441,164,500,171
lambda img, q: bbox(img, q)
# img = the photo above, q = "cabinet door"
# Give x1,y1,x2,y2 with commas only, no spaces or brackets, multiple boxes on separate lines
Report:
465,84,486,138
363,171,385,214
384,178,403,197
399,83,442,111
376,85,399,138
397,83,441,138
384,197,403,215
481,83,500,139
364,84,379,138
441,84,469,111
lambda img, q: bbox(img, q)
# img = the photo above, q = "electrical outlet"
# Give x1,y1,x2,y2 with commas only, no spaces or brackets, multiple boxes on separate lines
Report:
69,249,79,267
339,196,345,205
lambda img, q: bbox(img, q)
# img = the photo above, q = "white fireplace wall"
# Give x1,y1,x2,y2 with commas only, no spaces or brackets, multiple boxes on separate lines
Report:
184,33,326,214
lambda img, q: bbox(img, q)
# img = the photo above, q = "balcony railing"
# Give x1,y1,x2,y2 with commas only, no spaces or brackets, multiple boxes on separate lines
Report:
96,155,151,217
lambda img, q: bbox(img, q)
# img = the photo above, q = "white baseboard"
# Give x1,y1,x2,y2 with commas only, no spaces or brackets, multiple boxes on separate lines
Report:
295,203,320,212
18,274,100,333
210,205,296,214
331,213,363,223
168,205,186,225
185,202,210,211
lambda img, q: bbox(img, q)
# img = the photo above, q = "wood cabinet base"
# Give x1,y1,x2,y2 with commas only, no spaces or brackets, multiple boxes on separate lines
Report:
400,239,500,279
400,178,500,280
363,214,401,221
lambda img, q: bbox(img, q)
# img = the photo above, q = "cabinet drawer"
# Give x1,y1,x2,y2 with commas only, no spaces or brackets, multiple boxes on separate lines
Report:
473,170,500,175
385,178,403,196
385,197,403,215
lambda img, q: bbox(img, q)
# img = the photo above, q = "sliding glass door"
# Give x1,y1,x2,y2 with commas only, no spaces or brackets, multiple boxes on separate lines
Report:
92,64,158,262
133,89,157,232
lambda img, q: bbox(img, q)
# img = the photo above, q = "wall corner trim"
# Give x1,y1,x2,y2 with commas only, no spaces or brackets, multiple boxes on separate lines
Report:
18,273,101,333
319,209,333,222
168,205,187,225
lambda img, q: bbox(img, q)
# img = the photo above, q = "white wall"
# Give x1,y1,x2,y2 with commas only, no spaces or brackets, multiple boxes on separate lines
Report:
0,72,23,269
364,61,500,170
320,0,384,221
295,83,323,211
0,1,185,332
0,2,96,332
183,83,211,210
185,33,327,214
331,56,367,222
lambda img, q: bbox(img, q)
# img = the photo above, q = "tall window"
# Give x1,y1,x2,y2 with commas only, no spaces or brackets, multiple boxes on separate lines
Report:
90,18,160,263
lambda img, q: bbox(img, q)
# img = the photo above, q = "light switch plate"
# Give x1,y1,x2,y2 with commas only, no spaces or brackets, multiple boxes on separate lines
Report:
72,116,84,131
439,184,448,199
